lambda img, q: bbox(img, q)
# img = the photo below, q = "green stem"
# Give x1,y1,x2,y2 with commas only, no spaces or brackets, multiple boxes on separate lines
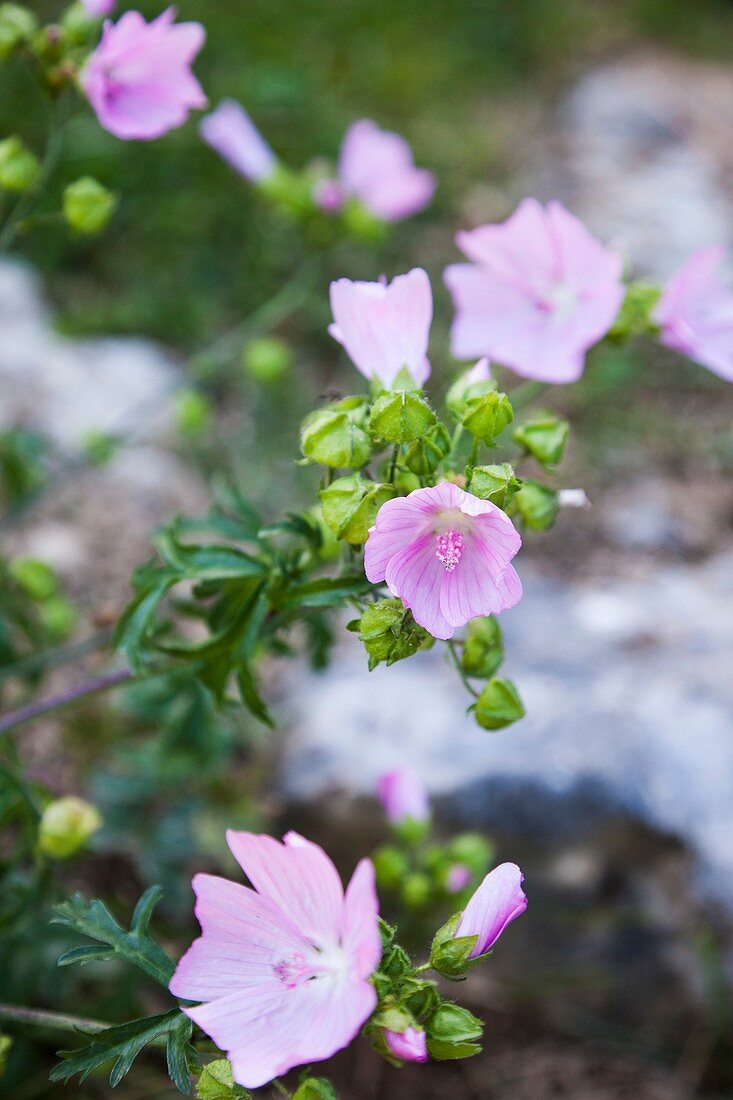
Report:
0,94,69,254
272,1080,292,1098
0,1003,109,1035
466,437,479,472
388,444,400,483
446,639,479,700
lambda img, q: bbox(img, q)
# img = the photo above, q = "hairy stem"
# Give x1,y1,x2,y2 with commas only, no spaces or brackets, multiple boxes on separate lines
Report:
0,1003,108,1035
0,667,134,735
0,629,114,685
446,639,479,700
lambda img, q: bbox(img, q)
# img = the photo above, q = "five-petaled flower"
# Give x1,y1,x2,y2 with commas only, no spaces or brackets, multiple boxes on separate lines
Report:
329,268,433,388
364,482,522,641
315,119,435,222
456,862,527,957
200,100,277,183
444,198,624,383
170,831,381,1089
654,245,733,383
82,8,206,141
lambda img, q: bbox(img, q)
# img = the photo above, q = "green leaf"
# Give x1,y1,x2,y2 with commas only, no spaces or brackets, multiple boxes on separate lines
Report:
197,1059,252,1098
473,678,525,731
275,574,372,610
114,573,176,670
293,1077,339,1100
53,885,174,986
236,662,274,728
50,1011,192,1092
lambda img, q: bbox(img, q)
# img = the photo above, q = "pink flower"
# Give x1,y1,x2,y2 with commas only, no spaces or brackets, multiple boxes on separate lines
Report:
446,863,472,893
456,862,527,957
377,768,430,826
81,0,115,16
444,198,624,383
170,830,381,1090
329,268,432,388
82,8,206,142
333,119,435,222
200,100,277,183
464,357,491,385
654,245,733,382
364,482,522,640
385,1026,428,1063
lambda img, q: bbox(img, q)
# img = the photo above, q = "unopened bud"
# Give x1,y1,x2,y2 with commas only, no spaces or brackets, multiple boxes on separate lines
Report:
301,398,372,468
242,336,292,385
39,796,102,859
513,412,569,468
467,462,521,509
0,136,39,192
461,390,513,446
509,480,559,531
426,1003,483,1060
368,390,436,444
461,615,503,679
320,473,396,546
352,598,431,670
63,177,117,234
473,677,525,731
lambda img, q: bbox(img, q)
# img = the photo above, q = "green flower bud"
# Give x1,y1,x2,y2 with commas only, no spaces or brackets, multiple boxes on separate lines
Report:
0,136,39,192
301,398,372,468
373,844,411,890
63,177,117,234
429,912,480,979
467,462,521,508
241,336,293,385
473,677,525,731
0,1033,12,1077
173,388,211,439
258,164,313,218
393,468,421,495
38,796,102,859
8,557,57,600
426,1003,483,1060
509,480,559,531
401,871,432,909
353,598,432,670
293,1078,338,1100
38,595,77,640
461,390,513,446
514,412,569,468
0,3,37,58
341,196,386,243
446,368,496,420
369,390,436,444
404,421,451,475
196,1059,251,1099
319,473,396,546
461,615,504,679
609,280,662,340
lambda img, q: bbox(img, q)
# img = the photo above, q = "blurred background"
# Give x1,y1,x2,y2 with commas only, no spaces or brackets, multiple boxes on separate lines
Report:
1,0,733,1097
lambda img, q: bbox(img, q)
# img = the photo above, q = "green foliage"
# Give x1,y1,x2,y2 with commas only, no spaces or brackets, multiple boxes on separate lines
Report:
351,598,432,670
0,427,48,512
197,1059,252,1098
368,390,436,444
301,398,372,468
473,677,525,730
63,177,118,234
609,280,662,339
50,1010,193,1093
461,616,504,679
513,412,569,467
320,473,396,545
293,1077,339,1100
509,480,560,530
53,885,175,987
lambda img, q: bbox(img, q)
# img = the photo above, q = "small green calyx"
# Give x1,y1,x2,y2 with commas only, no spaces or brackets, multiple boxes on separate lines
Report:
351,598,432,669
513,412,569,468
368,389,436,444
404,421,452,475
467,462,521,508
300,397,372,468
461,615,504,679
426,1002,484,1060
509,480,559,530
293,1077,338,1100
0,135,39,192
38,796,102,859
609,280,662,339
196,1059,251,1099
473,677,525,730
0,3,37,58
429,912,480,979
460,390,513,445
320,473,396,545
63,177,118,234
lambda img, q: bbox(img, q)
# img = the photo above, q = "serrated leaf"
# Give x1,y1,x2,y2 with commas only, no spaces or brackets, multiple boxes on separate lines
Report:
53,886,174,986
50,1011,191,1092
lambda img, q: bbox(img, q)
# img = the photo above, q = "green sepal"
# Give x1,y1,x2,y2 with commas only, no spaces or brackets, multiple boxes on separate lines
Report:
354,598,432,669
446,368,497,420
608,280,662,339
509,480,559,531
426,1003,483,1060
196,1059,251,1098
319,473,396,545
368,390,436,444
429,912,480,978
473,677,525,730
300,397,372,468
460,390,513,445
513,412,569,468
461,615,504,679
404,421,452,475
467,462,521,508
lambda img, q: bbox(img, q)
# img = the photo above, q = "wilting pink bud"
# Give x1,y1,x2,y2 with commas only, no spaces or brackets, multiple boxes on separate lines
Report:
377,768,429,826
364,482,522,641
456,862,527,957
654,245,733,382
444,198,624,383
82,8,206,142
170,831,381,1089
81,0,116,16
385,1026,428,1063
200,100,277,183
338,119,435,222
329,267,432,388
446,863,472,893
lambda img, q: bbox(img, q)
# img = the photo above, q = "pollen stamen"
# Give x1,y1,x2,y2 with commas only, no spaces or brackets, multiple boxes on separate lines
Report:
436,530,464,571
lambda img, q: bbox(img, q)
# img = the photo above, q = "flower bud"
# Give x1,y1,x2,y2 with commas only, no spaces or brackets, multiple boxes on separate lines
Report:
473,677,525,730
377,767,429,827
385,1026,428,1063
195,1059,239,1098
63,177,117,234
446,359,496,419
404,421,451,475
8,557,57,600
320,473,396,546
456,862,527,956
368,390,436,444
0,4,37,58
513,412,569,468
173,389,211,439
401,871,432,909
461,390,513,446
426,1004,483,1060
0,136,39,192
241,336,292,385
38,796,102,859
461,615,503,679
300,398,372,468
445,863,472,893
38,595,77,640
467,462,521,508
293,1079,338,1100
509,480,559,531
258,164,314,218
352,598,431,670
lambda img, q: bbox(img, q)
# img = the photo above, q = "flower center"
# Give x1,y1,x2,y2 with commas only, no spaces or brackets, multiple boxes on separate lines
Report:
537,283,578,320
273,952,312,989
436,530,464,571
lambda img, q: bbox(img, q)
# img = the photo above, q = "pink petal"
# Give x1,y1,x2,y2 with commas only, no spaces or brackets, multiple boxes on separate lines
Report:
363,492,439,582
226,831,344,948
384,534,454,640
341,858,382,979
654,245,733,382
200,100,276,182
457,862,527,957
338,119,434,221
376,768,430,825
385,1026,428,1062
